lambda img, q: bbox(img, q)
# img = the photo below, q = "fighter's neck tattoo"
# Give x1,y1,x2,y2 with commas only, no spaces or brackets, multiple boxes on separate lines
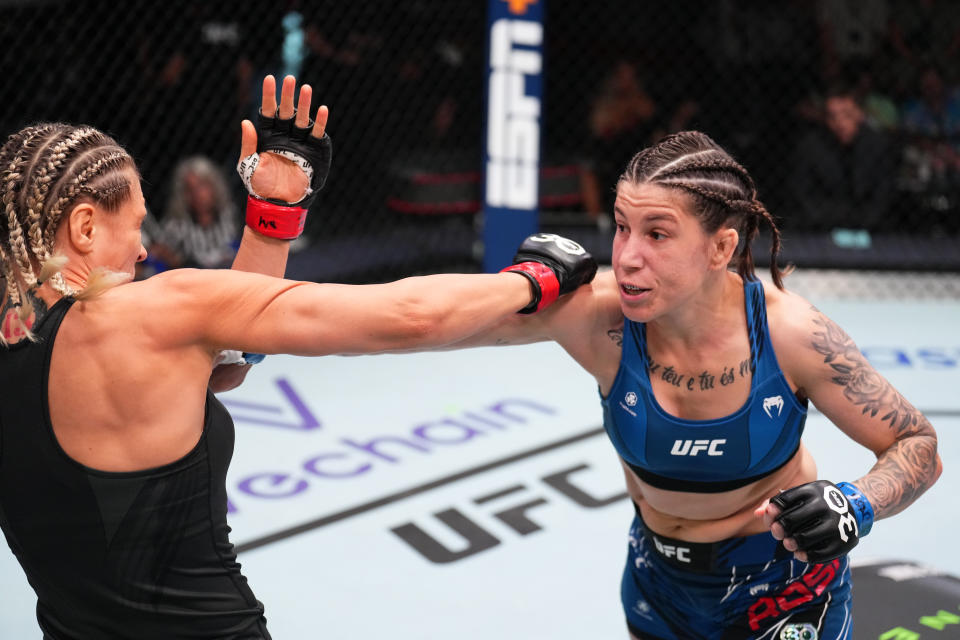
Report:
1,291,48,342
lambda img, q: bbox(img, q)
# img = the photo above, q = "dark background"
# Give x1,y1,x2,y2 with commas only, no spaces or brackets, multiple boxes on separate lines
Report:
3,0,959,281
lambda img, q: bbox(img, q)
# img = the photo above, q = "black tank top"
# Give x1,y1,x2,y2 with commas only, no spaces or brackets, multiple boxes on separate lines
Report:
0,297,271,639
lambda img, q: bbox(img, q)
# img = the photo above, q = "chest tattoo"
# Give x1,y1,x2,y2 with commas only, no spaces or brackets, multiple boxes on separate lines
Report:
646,355,751,392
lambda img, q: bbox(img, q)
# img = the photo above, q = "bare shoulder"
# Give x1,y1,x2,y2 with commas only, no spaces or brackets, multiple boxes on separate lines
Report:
545,268,622,337
544,267,623,385
85,268,286,345
108,268,282,308
762,281,817,338
576,268,621,323
762,282,831,381
764,281,877,393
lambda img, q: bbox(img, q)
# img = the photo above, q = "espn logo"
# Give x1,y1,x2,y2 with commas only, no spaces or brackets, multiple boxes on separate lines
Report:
486,17,542,209
670,439,726,456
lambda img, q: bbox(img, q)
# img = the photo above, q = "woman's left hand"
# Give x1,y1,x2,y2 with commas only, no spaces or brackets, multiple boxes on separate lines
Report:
239,74,329,203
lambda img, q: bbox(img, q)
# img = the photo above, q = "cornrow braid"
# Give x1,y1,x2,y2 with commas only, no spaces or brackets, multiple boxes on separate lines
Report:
27,128,100,274
0,240,25,346
619,130,788,289
0,122,136,339
657,154,757,192
2,124,73,298
41,148,130,261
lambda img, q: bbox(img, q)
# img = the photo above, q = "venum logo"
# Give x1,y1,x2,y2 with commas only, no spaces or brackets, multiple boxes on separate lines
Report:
763,395,784,418
670,439,726,456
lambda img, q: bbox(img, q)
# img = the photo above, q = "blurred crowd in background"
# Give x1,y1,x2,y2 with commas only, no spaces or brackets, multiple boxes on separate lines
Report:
2,0,958,278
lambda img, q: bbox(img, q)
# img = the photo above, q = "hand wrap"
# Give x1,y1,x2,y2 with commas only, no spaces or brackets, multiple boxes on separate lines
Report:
237,107,333,240
500,233,598,314
771,480,874,564
218,350,266,366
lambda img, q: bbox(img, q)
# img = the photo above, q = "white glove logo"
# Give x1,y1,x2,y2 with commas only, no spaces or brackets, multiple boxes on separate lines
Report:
528,233,586,256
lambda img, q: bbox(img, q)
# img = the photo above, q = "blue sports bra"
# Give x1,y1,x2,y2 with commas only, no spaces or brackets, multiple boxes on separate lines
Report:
600,278,808,493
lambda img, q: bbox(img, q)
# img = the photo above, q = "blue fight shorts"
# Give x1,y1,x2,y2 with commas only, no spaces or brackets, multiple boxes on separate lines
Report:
622,514,853,640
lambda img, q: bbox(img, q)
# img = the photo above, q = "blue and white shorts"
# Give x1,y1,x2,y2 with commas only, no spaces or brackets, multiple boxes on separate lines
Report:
622,514,853,639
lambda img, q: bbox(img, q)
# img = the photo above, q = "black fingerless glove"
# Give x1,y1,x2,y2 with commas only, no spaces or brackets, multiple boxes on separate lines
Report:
253,108,332,208
771,480,875,564
237,108,334,240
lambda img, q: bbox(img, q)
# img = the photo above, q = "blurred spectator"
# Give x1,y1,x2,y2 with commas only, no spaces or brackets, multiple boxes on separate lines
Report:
854,68,900,132
148,156,240,270
899,65,960,191
816,0,890,84
789,85,898,231
579,59,659,220
888,0,960,88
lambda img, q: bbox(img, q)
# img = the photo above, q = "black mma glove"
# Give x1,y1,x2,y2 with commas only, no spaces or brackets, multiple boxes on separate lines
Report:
501,233,598,314
771,480,875,564
237,108,333,240
250,107,332,208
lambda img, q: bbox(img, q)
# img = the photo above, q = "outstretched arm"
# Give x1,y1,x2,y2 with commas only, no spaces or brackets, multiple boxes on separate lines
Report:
145,267,538,358
137,232,603,358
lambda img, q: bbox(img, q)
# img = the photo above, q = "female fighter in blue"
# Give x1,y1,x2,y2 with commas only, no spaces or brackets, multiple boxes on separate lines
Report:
465,130,942,639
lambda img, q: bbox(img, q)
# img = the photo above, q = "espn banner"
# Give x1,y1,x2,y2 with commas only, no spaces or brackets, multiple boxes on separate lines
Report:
482,0,545,271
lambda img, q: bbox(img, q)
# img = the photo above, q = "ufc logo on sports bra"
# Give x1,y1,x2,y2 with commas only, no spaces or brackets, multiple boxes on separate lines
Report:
653,536,691,563
670,439,726,456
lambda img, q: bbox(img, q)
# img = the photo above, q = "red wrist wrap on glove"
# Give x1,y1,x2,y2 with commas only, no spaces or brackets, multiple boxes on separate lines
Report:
245,195,307,240
501,262,560,313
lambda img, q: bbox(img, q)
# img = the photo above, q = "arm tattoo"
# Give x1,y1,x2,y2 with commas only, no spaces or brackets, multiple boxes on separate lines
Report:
810,311,939,518
810,314,922,436
856,434,938,519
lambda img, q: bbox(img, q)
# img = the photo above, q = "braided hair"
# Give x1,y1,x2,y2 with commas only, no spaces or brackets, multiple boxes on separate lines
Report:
619,131,788,289
0,123,136,341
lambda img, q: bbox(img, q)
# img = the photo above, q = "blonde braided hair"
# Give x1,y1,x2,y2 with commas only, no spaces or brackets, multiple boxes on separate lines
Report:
0,123,136,343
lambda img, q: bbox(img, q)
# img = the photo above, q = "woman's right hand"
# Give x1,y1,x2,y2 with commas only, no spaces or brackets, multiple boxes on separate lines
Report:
239,75,329,203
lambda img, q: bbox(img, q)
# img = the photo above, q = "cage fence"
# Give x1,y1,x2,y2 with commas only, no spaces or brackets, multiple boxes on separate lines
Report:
2,0,958,294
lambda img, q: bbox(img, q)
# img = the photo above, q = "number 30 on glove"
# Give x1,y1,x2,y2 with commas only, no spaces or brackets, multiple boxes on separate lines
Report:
501,233,598,314
770,480,875,564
